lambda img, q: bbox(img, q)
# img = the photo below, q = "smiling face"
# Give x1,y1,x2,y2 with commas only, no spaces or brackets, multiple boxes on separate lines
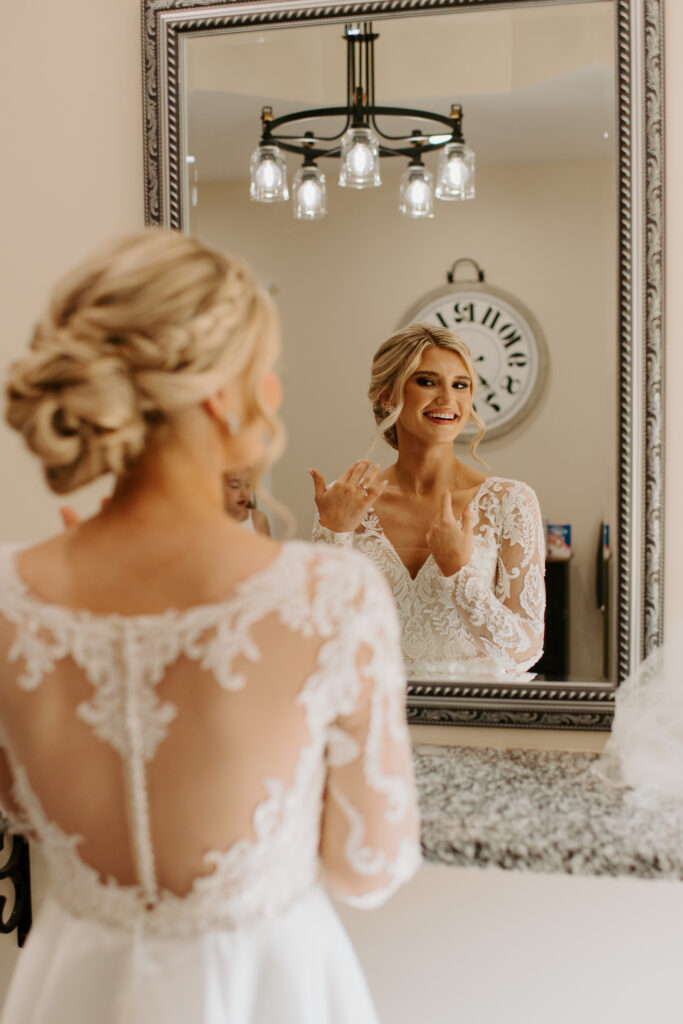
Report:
395,346,473,446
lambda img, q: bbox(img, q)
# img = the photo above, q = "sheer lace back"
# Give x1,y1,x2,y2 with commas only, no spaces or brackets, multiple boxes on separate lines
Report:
0,542,420,936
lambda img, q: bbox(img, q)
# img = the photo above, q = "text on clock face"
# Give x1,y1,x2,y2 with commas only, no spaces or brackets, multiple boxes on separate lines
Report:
420,295,539,427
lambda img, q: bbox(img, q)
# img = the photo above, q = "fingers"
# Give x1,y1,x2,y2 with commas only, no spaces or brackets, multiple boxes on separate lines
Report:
361,463,382,490
308,469,327,501
347,460,372,487
461,503,474,533
441,490,457,523
59,506,80,529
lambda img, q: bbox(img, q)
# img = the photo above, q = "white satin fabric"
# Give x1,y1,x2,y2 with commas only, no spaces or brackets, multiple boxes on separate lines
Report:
2,889,378,1024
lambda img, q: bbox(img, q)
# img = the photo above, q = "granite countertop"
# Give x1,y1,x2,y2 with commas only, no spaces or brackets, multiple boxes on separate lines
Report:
414,744,683,880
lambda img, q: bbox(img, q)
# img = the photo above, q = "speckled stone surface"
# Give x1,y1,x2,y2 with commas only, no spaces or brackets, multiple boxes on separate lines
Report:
414,744,683,879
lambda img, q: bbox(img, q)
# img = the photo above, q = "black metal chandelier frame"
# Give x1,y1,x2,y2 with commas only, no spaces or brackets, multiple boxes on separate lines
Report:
257,22,466,168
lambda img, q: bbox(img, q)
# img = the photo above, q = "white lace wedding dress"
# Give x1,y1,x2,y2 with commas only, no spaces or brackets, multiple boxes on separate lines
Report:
0,540,420,1024
313,477,545,678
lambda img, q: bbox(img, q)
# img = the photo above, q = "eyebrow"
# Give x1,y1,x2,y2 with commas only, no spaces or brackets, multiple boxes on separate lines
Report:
412,370,471,381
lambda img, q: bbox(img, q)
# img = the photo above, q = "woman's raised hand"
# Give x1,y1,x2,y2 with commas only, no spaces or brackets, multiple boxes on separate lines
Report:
426,492,474,577
310,460,387,533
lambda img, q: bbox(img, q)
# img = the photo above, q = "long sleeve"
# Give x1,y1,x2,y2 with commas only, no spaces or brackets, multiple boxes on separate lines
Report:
319,559,421,907
311,505,355,549
444,481,545,672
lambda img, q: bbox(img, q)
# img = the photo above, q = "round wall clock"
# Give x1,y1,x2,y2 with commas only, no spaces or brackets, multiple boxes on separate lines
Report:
398,259,549,440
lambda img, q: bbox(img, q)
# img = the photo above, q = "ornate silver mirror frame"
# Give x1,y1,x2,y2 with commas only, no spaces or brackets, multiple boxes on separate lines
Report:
142,0,665,730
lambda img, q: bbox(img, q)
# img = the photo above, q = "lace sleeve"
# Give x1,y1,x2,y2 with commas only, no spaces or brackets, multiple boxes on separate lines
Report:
311,504,355,549
319,558,421,908
448,482,545,672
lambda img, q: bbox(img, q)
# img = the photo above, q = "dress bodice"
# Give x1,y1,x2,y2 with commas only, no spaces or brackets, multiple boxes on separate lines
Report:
313,476,545,676
0,541,420,937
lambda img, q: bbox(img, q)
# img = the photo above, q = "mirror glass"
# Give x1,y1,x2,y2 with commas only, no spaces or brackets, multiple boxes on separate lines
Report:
182,2,617,683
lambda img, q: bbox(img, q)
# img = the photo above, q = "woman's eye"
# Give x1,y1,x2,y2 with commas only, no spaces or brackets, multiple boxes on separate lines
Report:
452,381,470,390
415,377,436,386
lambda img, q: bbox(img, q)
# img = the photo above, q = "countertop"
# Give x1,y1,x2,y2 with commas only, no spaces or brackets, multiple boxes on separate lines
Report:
415,743,683,879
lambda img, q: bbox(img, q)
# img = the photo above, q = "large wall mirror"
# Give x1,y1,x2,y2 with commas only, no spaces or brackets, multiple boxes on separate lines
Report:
143,0,664,729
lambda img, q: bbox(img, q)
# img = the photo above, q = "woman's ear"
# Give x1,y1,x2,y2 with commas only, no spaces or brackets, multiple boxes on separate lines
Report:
202,393,225,422
203,391,243,435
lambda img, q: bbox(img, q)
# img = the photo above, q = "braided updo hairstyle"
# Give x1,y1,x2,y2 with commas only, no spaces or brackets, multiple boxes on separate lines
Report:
6,229,281,494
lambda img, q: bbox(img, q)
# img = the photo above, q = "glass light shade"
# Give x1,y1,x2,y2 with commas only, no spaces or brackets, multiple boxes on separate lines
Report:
249,145,289,202
292,165,327,220
338,127,381,188
435,142,475,200
399,165,434,219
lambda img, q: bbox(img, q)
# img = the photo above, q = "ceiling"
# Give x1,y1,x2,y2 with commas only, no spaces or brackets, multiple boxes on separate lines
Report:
186,3,615,183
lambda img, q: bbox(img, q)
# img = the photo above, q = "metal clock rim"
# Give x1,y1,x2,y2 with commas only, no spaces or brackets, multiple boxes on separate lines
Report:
397,279,549,441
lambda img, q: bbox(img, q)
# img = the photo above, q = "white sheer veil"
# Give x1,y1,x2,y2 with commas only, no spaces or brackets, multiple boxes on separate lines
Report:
597,636,683,806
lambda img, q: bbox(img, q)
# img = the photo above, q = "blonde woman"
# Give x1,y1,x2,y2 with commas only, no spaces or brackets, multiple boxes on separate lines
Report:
311,324,545,677
0,230,420,1024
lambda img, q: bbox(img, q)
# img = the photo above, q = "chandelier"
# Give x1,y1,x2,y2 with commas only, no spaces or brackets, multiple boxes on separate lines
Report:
249,22,476,220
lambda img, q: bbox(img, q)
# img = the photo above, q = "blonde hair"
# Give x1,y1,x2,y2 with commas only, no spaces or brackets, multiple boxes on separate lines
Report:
368,323,486,458
6,229,284,494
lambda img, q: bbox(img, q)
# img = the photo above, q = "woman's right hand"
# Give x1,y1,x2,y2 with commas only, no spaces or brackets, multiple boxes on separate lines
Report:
310,460,387,533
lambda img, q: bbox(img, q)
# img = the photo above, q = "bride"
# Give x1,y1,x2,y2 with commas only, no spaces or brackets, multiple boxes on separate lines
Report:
0,230,420,1023
312,324,545,677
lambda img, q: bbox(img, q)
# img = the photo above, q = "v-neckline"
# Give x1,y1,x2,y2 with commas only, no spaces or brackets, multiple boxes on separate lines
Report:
363,476,495,581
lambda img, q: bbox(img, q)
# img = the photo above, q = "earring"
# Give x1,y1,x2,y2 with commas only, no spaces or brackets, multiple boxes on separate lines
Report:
385,403,396,415
224,412,242,434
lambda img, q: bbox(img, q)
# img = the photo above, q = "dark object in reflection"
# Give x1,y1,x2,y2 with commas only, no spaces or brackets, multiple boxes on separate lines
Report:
0,828,32,946
533,561,569,680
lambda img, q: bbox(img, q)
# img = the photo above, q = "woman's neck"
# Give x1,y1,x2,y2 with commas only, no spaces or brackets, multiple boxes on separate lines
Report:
98,414,229,528
391,440,459,497
389,432,484,497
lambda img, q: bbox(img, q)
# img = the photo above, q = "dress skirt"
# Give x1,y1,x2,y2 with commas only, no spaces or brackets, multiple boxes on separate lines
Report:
0,887,379,1024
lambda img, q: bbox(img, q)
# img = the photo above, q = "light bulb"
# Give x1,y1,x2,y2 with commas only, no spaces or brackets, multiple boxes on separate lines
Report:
249,145,289,202
399,164,434,219
256,160,281,192
444,156,466,190
435,142,475,201
339,127,381,189
299,179,322,212
348,142,374,178
406,178,430,206
292,164,327,220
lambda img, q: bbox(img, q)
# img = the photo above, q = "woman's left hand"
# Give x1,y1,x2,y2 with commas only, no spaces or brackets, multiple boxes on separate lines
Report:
426,492,474,577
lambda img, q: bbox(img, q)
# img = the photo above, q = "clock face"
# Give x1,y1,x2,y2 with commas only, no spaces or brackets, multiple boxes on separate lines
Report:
400,283,548,439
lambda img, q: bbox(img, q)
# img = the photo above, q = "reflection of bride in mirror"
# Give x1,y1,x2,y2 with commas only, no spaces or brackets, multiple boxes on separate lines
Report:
311,324,545,677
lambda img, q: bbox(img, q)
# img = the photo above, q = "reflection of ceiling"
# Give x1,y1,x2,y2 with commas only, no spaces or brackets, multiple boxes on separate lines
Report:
186,3,615,183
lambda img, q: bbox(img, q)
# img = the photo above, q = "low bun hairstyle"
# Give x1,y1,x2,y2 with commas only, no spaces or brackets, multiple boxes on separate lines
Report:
368,323,486,458
6,229,281,494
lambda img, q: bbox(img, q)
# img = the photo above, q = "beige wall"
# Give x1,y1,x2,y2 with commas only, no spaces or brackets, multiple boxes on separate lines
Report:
1,0,143,536
0,0,681,1017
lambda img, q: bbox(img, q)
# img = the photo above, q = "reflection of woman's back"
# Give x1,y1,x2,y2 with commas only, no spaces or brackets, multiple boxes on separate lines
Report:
312,325,546,676
0,232,419,1024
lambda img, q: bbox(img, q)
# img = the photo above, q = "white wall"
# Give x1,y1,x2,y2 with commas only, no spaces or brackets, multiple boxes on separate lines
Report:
337,863,683,1024
0,0,681,1019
